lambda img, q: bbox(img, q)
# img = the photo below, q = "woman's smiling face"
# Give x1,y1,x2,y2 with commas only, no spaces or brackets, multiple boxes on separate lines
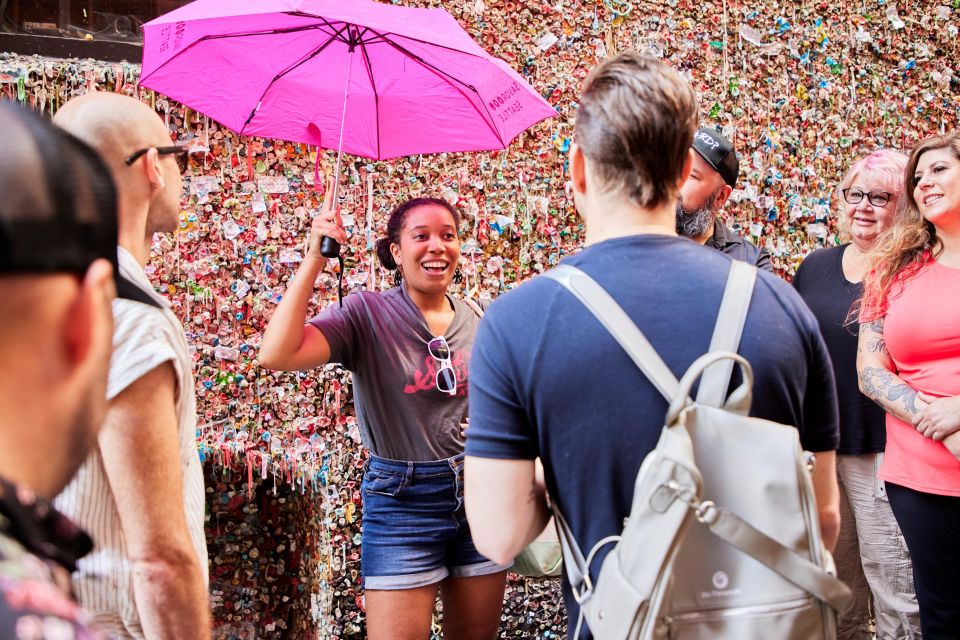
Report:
391,203,461,296
913,147,960,228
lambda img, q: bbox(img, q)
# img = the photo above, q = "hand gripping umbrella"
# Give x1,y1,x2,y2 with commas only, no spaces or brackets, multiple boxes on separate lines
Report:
141,0,556,262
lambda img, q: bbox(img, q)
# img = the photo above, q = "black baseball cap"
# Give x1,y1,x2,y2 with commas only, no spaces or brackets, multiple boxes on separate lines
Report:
692,127,739,187
0,102,128,292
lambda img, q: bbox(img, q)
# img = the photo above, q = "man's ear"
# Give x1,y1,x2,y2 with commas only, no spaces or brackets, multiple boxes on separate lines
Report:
570,143,588,196
140,147,165,191
676,149,694,190
714,184,733,210
64,259,115,369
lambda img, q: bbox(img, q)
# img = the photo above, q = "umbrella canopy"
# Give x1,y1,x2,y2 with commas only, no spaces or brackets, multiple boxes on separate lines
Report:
140,0,556,160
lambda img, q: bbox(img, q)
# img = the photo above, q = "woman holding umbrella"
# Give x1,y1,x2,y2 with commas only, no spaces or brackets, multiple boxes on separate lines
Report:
260,181,508,639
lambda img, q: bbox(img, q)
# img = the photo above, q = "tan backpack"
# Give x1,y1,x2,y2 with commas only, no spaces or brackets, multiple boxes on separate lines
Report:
543,262,850,639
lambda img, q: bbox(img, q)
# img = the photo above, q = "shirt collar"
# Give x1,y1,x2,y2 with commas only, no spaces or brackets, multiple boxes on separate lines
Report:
117,246,169,309
706,217,743,250
0,475,93,572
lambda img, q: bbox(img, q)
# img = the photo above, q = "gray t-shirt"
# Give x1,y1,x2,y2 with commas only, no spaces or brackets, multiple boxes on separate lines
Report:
309,286,485,461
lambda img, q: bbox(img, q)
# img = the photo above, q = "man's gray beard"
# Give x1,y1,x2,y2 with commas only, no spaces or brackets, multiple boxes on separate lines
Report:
675,199,715,239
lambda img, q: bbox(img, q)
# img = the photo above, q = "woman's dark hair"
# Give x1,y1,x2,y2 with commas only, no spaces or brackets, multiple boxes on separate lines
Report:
375,197,461,271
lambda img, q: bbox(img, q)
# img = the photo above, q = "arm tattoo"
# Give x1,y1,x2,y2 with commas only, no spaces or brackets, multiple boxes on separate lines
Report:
866,337,888,354
888,384,919,415
860,366,919,416
866,318,885,332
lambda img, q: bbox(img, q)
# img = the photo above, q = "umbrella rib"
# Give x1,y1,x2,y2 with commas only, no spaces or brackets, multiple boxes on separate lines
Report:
286,11,497,62
371,31,507,148
356,38,381,160
240,24,350,136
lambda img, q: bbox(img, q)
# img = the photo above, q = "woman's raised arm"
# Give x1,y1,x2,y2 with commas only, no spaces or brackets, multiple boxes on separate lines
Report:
260,180,346,371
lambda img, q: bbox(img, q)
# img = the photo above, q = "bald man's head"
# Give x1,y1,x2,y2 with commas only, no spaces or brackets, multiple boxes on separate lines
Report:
54,92,169,169
54,92,184,237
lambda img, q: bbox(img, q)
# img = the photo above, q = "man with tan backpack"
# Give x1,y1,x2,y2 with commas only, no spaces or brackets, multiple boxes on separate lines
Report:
464,53,847,639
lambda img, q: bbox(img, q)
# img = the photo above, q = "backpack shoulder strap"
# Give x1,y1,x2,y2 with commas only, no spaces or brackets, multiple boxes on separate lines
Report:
695,261,757,407
116,274,164,309
543,264,686,604
462,297,484,318
543,265,679,401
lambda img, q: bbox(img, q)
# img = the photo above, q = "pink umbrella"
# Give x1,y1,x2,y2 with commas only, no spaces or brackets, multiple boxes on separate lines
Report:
140,0,555,171
141,0,555,287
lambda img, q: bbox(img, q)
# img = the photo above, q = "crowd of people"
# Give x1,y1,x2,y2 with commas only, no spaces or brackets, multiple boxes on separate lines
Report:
2,48,959,640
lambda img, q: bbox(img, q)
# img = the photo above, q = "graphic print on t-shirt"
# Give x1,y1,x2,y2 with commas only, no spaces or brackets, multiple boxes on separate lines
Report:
403,348,469,396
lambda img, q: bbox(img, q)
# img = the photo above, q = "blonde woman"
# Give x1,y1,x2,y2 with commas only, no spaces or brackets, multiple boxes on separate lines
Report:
793,149,920,639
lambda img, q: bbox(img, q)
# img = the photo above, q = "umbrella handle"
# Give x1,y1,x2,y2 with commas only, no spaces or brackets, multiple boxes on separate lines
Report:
320,235,341,258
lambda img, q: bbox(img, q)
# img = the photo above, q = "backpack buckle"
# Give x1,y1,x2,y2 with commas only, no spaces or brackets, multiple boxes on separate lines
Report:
571,574,594,605
694,500,719,525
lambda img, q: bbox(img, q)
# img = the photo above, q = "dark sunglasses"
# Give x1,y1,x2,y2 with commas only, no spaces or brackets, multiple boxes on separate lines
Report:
841,188,892,207
427,336,457,395
125,145,189,173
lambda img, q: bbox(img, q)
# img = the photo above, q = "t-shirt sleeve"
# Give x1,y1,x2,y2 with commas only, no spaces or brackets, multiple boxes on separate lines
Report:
108,301,178,401
465,306,538,460
800,319,841,452
856,295,885,324
756,247,774,273
307,294,366,370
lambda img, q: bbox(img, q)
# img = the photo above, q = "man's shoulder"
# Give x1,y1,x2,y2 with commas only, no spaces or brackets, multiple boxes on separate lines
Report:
112,298,178,348
751,267,820,333
108,299,184,399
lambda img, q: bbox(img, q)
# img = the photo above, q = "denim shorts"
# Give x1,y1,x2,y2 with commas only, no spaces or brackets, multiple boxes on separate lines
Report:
360,452,508,590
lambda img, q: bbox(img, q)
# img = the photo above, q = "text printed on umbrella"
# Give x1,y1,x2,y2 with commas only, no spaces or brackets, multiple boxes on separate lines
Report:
158,21,187,55
489,82,525,124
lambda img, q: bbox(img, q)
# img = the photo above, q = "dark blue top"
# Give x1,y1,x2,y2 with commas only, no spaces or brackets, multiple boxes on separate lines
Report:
793,244,886,455
466,234,839,638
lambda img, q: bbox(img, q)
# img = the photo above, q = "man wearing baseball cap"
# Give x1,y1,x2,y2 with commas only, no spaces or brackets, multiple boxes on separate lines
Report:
676,127,772,271
0,101,114,637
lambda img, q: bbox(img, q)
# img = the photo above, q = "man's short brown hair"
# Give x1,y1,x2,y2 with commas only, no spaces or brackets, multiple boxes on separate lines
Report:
575,53,698,209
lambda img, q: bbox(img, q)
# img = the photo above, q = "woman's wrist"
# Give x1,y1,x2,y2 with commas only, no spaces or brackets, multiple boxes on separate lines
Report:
298,252,329,276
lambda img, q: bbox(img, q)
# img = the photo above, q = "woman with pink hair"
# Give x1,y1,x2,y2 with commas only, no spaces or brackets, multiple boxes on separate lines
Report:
793,149,920,639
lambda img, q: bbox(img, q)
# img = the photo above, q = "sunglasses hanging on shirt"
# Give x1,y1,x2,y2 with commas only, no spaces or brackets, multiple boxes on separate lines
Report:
428,336,457,395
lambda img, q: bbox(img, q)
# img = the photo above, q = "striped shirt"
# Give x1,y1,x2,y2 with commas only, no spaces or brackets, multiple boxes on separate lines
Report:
54,247,208,638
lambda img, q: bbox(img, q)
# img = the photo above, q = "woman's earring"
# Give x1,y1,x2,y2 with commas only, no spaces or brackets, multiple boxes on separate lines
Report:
453,267,463,284
393,269,403,287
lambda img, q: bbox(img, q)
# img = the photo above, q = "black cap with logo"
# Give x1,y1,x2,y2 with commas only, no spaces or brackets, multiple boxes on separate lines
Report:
0,102,129,291
692,127,739,188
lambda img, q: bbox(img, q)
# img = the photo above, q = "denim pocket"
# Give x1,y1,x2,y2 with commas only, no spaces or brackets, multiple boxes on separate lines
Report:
362,470,405,497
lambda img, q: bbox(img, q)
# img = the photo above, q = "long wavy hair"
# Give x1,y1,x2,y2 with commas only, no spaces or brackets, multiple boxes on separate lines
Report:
859,133,956,319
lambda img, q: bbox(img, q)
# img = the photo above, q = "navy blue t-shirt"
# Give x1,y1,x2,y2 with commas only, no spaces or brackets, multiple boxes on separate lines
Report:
793,245,886,455
466,235,839,638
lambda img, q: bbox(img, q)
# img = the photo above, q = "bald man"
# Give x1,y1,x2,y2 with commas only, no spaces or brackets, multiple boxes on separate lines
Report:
52,93,211,640
0,103,115,636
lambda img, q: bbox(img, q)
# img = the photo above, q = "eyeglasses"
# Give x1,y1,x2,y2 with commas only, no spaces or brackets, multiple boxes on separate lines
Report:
841,189,893,207
125,146,189,174
428,336,457,395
